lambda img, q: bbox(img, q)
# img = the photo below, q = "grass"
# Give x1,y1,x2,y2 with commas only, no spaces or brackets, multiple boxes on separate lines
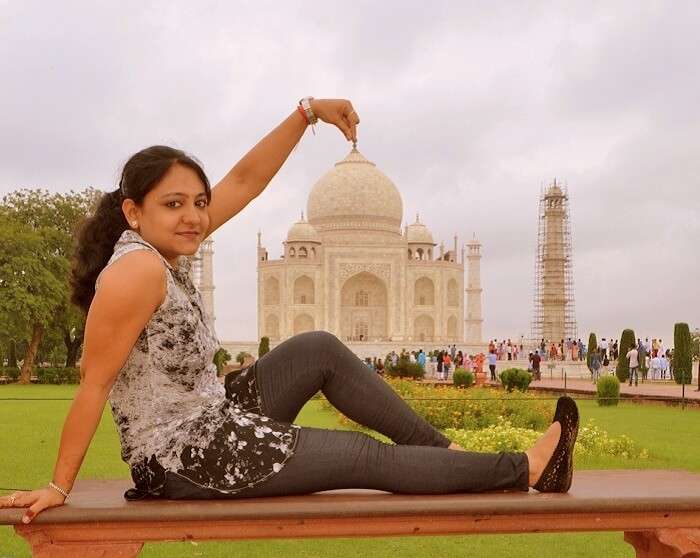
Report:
1,384,699,557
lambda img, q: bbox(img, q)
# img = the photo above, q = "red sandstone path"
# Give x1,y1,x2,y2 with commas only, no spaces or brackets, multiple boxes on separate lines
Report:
422,361,700,402
503,376,700,401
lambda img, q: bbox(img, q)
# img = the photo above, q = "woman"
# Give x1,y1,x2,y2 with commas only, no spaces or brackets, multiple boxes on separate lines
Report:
1,98,578,524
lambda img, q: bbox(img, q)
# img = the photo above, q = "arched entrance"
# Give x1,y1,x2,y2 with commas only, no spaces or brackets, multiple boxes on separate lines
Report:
340,272,388,341
293,313,314,335
414,314,434,342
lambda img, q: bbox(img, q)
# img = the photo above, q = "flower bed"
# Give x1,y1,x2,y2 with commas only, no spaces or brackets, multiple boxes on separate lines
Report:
320,377,648,461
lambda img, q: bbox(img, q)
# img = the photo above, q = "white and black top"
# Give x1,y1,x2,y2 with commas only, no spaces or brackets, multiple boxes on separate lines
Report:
96,230,300,499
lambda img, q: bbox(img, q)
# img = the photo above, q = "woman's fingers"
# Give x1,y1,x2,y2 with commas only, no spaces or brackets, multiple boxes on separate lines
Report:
22,498,45,524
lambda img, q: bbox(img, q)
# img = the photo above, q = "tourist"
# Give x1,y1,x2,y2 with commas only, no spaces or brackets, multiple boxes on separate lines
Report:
599,338,607,361
659,352,668,380
443,352,452,380
450,344,457,361
417,349,426,370
507,340,513,361
650,353,661,381
1,101,583,522
571,340,579,361
487,349,497,382
627,344,639,387
376,358,385,375
589,349,602,383
637,339,647,381
531,350,542,381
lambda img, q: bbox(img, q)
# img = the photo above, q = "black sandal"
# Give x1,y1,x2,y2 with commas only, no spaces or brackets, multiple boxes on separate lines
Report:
533,395,579,493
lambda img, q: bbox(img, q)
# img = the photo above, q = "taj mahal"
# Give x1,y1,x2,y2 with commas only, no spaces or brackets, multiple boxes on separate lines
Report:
244,147,485,357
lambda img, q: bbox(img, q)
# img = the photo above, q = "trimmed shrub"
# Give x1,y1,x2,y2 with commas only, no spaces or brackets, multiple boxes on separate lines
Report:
615,328,636,383
235,351,252,365
596,375,620,406
586,333,598,370
213,347,232,374
386,353,425,379
673,322,693,384
258,336,270,358
499,368,532,392
34,367,80,384
453,368,474,388
0,367,20,381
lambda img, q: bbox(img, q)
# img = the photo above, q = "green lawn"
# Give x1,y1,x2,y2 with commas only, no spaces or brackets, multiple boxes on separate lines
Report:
1,385,699,557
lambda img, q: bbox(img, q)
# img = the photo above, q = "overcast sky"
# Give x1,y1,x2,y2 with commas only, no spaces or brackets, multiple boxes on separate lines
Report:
1,1,698,345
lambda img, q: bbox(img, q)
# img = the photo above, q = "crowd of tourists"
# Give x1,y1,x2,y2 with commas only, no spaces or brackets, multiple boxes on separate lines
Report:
364,345,487,381
587,338,675,386
360,337,684,387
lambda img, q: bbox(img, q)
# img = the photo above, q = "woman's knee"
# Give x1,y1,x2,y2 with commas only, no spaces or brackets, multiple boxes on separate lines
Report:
293,330,343,353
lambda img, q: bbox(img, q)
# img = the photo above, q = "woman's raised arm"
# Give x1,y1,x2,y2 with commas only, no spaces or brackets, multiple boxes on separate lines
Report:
204,98,360,238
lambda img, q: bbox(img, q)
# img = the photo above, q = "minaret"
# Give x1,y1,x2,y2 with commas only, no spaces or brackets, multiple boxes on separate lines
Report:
198,237,215,326
465,234,483,345
531,179,577,344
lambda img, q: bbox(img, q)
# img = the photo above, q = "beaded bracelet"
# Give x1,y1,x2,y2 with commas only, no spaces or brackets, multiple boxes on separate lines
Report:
48,481,70,500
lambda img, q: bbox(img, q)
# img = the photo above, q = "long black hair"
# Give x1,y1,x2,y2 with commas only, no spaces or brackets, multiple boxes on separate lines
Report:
70,145,211,314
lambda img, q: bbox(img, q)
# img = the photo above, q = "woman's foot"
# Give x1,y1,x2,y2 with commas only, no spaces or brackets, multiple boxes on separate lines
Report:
530,396,579,492
525,421,561,487
448,442,465,451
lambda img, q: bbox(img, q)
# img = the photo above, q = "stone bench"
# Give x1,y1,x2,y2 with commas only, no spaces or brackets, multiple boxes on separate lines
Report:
2,470,699,557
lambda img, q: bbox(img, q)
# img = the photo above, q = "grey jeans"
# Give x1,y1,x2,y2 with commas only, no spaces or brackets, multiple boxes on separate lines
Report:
163,331,529,498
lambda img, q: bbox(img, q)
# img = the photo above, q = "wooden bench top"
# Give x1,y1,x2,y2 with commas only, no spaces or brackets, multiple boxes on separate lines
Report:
2,469,700,526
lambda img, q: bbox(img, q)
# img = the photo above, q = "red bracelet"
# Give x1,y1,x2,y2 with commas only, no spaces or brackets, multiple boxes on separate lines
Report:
297,105,309,124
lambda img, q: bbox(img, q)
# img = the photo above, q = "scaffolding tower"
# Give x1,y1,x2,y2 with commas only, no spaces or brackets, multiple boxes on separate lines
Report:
530,179,577,347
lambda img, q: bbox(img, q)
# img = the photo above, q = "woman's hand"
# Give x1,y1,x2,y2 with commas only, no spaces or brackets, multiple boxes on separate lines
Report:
309,98,361,143
0,487,67,524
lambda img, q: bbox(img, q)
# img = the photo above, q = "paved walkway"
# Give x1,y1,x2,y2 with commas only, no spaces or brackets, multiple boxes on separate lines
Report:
423,364,700,404
503,376,700,402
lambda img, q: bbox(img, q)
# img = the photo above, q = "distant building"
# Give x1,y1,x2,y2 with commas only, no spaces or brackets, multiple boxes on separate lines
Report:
256,148,484,353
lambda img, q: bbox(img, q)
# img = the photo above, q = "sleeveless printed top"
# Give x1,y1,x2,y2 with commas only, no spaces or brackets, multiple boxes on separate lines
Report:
97,230,300,498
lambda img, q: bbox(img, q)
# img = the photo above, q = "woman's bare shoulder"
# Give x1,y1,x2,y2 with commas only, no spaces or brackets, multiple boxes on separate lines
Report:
96,249,167,311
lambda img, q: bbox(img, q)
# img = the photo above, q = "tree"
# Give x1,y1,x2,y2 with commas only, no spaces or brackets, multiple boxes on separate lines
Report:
0,220,67,383
586,332,598,370
672,322,692,385
615,328,636,383
258,336,270,358
0,188,101,378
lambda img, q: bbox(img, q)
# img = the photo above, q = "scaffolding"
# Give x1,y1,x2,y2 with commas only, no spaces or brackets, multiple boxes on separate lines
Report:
530,179,577,347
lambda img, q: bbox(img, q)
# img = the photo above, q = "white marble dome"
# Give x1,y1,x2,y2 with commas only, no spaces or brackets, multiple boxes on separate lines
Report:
307,148,403,235
406,214,435,245
286,215,321,243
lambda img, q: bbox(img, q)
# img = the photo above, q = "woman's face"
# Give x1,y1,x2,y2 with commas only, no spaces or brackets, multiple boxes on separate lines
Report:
124,163,211,267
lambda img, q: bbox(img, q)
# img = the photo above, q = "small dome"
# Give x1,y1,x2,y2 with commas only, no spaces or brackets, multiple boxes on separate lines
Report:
406,214,435,245
286,214,321,243
307,148,403,235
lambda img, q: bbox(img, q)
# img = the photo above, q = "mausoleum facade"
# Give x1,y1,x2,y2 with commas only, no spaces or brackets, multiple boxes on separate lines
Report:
256,148,468,345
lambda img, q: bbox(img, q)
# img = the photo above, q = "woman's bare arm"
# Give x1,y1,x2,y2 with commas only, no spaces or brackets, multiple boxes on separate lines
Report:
1,250,167,523
204,98,359,238
52,251,166,494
